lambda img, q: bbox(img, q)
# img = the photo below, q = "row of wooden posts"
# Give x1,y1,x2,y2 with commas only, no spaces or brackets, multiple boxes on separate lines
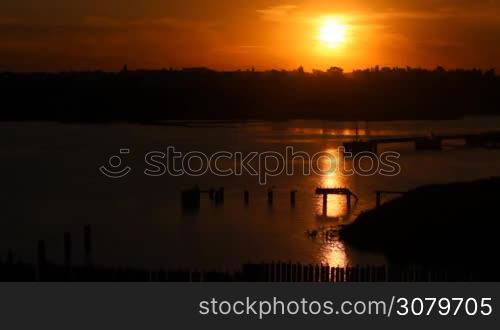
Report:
182,186,299,212
1,226,496,281
182,185,414,213
36,225,93,269
2,260,494,282
181,186,368,215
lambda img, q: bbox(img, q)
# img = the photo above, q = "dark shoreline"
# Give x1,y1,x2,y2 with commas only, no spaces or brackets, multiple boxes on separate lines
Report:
340,177,500,265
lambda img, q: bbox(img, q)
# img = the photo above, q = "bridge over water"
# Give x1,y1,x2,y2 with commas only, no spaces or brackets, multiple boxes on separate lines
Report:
343,131,500,154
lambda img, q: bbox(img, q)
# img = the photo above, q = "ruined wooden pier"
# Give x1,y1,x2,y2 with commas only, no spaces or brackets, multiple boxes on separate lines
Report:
315,187,359,216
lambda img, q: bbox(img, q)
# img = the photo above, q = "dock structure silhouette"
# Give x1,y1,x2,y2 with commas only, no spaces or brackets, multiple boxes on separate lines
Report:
315,188,359,215
181,187,300,213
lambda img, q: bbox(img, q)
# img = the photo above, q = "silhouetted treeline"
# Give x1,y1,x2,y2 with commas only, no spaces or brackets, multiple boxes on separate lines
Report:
1,66,499,122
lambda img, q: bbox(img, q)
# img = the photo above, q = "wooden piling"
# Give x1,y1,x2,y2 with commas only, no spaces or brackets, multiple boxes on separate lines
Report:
267,189,273,206
37,240,46,281
290,190,297,207
84,225,92,267
37,240,46,267
215,187,225,205
244,190,249,205
64,232,72,267
6,249,13,265
182,186,202,210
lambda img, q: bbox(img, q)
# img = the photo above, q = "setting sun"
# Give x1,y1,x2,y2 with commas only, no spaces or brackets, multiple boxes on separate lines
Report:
317,18,347,49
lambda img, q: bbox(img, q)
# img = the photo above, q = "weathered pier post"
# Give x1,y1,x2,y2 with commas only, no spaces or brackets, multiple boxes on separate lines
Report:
290,190,297,207
6,249,14,265
322,193,328,216
244,190,249,205
37,240,47,267
84,225,92,267
37,240,47,280
182,185,202,211
267,188,273,206
215,187,225,205
64,232,72,268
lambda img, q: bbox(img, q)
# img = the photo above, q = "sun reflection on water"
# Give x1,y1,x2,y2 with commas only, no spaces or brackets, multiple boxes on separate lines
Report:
314,148,349,218
312,148,351,267
323,240,348,267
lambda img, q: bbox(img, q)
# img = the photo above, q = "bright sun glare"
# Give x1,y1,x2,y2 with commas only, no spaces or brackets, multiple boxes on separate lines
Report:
318,18,347,49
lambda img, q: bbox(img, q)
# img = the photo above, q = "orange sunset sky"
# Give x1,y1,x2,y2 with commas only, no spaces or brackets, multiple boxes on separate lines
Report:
1,0,500,72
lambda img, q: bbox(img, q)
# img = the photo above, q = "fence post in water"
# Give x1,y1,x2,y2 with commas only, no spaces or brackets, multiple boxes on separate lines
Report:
267,188,273,206
64,232,72,268
314,264,320,282
270,261,275,282
37,240,46,280
84,225,92,267
6,249,13,265
244,190,249,205
322,194,328,216
281,262,287,282
219,187,225,203
290,190,297,207
37,240,46,266
215,187,225,205
182,186,202,211
276,261,281,282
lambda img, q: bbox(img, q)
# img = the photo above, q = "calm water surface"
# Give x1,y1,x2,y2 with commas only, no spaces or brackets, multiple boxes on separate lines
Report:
2,118,500,269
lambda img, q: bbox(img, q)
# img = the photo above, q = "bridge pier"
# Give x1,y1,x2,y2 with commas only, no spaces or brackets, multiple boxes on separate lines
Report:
322,194,327,216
